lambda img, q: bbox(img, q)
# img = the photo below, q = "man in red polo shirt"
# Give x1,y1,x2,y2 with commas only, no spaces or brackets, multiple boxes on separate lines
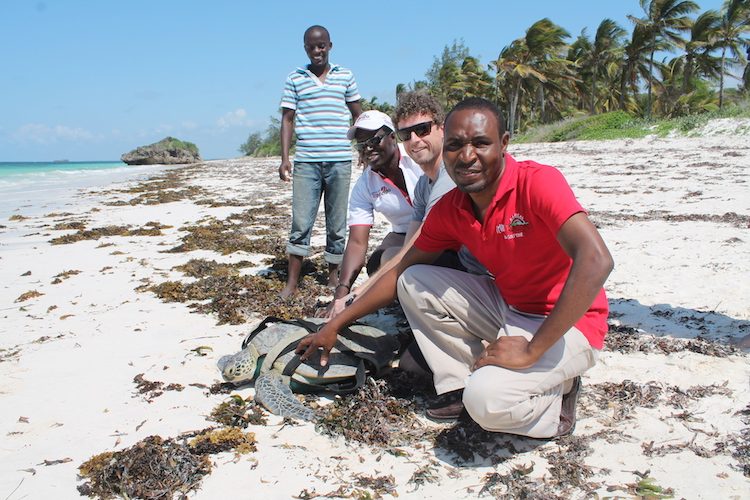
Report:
297,97,614,439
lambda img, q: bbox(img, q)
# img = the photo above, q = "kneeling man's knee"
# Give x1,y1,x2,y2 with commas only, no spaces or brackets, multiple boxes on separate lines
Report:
463,372,538,434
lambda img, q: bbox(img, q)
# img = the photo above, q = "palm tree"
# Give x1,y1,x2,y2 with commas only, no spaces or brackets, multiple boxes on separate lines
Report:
492,18,571,134
568,31,594,111
619,24,654,113
682,10,722,94
714,0,750,108
629,0,699,118
587,19,627,114
460,56,493,99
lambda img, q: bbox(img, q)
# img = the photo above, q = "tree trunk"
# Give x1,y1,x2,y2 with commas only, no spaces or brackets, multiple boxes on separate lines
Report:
619,63,628,110
719,46,726,109
647,50,654,119
508,79,522,136
683,54,693,95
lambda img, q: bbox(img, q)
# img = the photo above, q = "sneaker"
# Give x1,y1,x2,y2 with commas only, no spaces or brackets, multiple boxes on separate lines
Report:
426,389,465,421
556,376,582,437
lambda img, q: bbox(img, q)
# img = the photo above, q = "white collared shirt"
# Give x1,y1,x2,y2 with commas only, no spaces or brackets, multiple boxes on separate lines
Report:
347,144,423,233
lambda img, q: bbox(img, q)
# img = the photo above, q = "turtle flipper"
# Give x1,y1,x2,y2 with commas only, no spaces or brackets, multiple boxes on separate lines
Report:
254,372,315,421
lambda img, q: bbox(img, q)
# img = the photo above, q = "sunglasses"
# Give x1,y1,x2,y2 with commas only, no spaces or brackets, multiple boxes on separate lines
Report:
354,128,388,151
396,121,434,141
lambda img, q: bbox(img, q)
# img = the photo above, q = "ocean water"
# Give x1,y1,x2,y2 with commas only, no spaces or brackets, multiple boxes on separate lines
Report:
0,161,172,219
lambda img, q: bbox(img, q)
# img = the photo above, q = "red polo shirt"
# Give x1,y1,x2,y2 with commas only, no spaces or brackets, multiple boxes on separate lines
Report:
415,154,608,349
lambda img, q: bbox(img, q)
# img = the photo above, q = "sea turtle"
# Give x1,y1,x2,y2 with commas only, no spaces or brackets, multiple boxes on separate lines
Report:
218,318,367,422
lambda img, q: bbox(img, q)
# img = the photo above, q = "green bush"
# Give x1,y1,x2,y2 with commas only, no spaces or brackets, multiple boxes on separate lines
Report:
162,137,199,155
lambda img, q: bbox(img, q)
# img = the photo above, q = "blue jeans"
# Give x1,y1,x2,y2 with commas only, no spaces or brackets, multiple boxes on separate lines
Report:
287,161,351,264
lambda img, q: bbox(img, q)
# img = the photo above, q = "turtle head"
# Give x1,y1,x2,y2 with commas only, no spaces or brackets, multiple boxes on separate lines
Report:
221,345,260,384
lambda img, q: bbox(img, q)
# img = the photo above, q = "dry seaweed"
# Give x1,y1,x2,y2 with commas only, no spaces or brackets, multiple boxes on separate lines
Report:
208,395,268,427
15,290,44,302
316,378,428,447
173,259,248,279
605,323,742,357
133,374,184,402
166,209,287,256
542,435,598,493
52,221,87,230
586,380,663,420
407,460,440,491
51,269,82,284
478,464,563,499
149,273,329,324
77,436,211,499
49,222,170,245
590,209,750,229
187,427,256,455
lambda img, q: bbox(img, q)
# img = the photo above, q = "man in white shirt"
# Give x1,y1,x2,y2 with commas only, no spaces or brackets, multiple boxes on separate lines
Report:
332,110,423,302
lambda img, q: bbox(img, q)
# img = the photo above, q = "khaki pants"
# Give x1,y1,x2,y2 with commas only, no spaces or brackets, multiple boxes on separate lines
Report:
397,265,598,438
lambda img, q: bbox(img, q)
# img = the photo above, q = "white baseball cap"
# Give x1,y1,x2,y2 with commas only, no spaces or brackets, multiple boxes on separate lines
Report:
347,110,395,139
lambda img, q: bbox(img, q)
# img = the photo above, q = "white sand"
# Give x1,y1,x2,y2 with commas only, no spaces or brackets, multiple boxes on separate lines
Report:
1,133,748,499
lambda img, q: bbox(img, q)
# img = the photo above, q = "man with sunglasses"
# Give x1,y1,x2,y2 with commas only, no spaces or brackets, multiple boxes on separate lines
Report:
278,25,362,298
299,98,613,439
332,110,423,304
328,92,485,377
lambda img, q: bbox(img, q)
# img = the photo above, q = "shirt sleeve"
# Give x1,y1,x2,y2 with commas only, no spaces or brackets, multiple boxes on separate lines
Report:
411,176,429,222
346,175,374,227
345,71,362,103
531,165,585,234
414,197,461,253
280,73,297,110
423,168,456,218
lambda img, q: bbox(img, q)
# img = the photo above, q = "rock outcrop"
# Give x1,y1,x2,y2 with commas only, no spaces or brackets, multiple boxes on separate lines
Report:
121,137,202,165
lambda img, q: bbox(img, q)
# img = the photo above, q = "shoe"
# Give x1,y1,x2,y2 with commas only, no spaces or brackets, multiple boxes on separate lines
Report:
556,376,581,437
426,389,465,421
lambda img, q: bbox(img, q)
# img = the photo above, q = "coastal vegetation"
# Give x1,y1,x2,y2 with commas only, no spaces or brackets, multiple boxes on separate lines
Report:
239,0,749,154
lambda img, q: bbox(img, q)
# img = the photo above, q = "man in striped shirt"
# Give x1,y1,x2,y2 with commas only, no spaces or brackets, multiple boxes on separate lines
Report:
278,25,362,298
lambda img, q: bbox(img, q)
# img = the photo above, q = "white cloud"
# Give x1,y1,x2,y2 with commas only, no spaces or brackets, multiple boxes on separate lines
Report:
11,123,95,144
217,108,252,129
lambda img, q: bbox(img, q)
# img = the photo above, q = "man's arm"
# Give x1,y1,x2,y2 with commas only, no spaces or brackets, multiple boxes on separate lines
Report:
475,212,614,370
278,108,295,182
347,100,363,121
333,225,370,300
352,220,420,295
298,245,440,365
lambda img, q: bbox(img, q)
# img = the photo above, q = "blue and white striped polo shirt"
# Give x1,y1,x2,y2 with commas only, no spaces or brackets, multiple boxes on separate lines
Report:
280,64,361,163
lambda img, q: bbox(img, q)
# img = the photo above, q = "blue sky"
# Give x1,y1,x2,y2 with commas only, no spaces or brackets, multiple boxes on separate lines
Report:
1,0,729,161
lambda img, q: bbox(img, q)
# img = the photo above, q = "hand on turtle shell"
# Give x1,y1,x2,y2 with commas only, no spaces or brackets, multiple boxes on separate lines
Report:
296,324,338,366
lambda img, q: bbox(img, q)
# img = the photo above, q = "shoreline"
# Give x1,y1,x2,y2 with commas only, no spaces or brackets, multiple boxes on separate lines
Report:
1,136,748,499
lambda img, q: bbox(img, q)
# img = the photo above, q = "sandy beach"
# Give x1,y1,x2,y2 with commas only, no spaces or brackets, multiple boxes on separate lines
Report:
1,129,748,499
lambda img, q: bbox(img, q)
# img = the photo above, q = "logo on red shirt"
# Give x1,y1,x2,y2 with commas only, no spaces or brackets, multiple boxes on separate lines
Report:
509,213,529,227
503,213,528,240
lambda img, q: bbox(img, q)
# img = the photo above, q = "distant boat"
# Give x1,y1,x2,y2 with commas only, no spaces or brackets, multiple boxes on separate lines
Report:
52,159,70,163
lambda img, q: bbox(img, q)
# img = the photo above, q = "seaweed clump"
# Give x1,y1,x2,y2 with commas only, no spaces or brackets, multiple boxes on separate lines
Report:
605,323,742,357
77,435,211,499
479,464,563,499
317,378,427,447
78,428,257,499
585,380,663,421
133,374,184,402
51,269,82,284
149,273,329,323
188,427,257,455
15,290,44,302
49,222,171,245
208,395,267,427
